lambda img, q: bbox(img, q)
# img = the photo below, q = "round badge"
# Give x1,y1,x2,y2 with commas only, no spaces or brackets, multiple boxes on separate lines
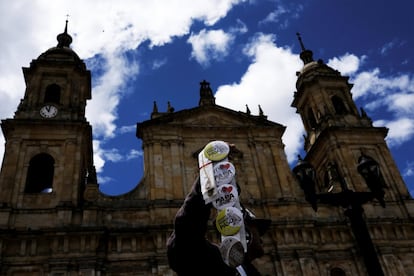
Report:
203,141,229,161
212,184,238,210
219,237,245,267
216,207,243,236
213,161,236,185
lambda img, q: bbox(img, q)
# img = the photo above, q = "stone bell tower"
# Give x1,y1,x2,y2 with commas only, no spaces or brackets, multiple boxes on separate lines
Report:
0,21,94,219
291,34,414,275
291,33,411,204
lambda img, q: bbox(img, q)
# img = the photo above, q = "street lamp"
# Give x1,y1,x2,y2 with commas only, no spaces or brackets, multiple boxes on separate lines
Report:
292,155,385,276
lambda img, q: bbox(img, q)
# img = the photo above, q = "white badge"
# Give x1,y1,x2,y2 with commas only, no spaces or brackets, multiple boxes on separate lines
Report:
212,184,238,210
213,161,236,186
220,237,245,268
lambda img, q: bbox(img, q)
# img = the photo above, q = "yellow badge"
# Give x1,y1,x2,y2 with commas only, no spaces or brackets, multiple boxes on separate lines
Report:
215,207,243,236
203,141,229,161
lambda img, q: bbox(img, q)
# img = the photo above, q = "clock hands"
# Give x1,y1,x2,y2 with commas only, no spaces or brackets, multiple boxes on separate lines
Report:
40,105,58,118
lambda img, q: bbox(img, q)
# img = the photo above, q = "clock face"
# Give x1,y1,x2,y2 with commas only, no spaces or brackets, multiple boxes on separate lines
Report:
40,105,58,118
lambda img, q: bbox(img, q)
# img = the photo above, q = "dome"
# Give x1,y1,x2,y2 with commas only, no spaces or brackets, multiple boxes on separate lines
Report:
299,59,339,75
38,45,82,63
34,20,86,69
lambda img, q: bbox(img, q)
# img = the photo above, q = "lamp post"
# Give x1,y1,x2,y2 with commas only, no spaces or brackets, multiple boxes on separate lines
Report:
292,155,385,276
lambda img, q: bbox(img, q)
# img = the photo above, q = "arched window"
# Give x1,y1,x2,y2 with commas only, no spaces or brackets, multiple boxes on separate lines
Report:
307,108,317,129
330,267,346,276
331,96,347,115
44,84,61,104
25,153,54,193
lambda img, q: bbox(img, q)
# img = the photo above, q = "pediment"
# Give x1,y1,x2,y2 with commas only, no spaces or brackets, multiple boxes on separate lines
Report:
167,104,284,128
178,111,246,126
137,104,285,139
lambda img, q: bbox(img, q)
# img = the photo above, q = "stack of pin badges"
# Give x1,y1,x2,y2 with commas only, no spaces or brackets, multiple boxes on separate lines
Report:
198,141,247,268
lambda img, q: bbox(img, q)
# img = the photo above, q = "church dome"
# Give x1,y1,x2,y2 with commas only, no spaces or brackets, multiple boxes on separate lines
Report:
38,45,82,63
36,20,85,69
294,34,342,90
296,59,342,90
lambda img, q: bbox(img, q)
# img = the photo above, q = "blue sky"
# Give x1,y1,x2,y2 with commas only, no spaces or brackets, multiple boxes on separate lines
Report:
0,0,413,196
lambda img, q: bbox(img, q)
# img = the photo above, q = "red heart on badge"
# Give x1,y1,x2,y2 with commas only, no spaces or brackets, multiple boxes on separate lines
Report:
222,186,233,193
220,163,231,170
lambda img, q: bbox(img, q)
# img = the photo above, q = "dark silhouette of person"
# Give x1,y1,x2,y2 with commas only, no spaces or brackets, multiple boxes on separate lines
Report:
167,176,270,275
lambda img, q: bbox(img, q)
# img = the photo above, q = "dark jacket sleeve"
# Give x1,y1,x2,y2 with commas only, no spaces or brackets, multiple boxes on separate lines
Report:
173,177,211,240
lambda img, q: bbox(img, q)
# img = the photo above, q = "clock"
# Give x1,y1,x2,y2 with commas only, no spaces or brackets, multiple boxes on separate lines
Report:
40,105,58,118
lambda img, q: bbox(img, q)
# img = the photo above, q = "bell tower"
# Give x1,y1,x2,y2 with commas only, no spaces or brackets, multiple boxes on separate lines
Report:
292,33,374,152
0,21,94,214
291,33,411,207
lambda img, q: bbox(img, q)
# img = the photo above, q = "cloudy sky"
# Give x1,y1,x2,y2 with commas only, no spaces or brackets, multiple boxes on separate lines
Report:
1,0,413,196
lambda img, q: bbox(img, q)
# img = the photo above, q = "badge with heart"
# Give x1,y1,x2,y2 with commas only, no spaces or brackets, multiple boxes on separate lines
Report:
213,161,236,186
212,184,239,210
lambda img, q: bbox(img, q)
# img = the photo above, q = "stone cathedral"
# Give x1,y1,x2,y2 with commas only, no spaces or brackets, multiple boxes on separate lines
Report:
0,23,413,276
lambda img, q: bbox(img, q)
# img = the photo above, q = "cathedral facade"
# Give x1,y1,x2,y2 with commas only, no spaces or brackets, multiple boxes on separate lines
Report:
0,24,413,275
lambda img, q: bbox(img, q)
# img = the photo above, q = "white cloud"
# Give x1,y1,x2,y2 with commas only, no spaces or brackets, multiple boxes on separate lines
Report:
95,148,143,185
127,149,143,160
103,148,124,163
381,40,396,56
118,125,136,134
352,69,414,99
260,5,288,25
214,37,414,162
152,58,168,70
98,175,115,185
93,140,143,173
352,69,381,99
86,52,139,138
67,0,246,57
259,3,303,29
388,93,414,115
1,0,412,186
0,0,245,172
229,19,248,34
345,63,414,148
93,140,106,173
0,74,25,114
327,53,364,76
86,53,139,137
374,118,414,147
380,38,405,56
215,33,303,163
187,19,249,66
188,29,235,66
403,161,414,177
